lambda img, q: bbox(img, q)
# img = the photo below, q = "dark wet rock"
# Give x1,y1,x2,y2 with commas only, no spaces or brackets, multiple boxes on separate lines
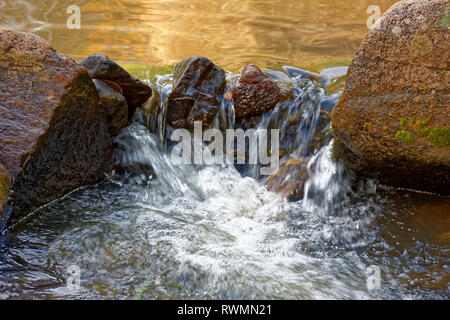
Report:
99,79,123,95
233,64,281,119
265,157,309,201
93,79,129,136
167,56,226,129
331,0,450,195
234,69,294,129
79,54,152,118
0,164,10,217
0,29,112,223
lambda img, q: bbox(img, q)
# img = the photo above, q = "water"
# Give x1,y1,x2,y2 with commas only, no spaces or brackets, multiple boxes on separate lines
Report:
0,0,399,68
0,65,448,300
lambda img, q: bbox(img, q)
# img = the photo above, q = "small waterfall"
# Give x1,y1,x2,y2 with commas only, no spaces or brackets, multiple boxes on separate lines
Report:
302,140,352,216
2,64,447,300
141,74,173,149
129,65,351,211
111,123,198,197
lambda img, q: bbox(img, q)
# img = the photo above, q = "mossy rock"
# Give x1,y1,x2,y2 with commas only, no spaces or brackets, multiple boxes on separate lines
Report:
331,0,450,195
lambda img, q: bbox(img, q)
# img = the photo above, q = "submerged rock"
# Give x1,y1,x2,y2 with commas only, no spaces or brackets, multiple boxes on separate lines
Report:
93,79,129,136
331,0,450,195
79,54,152,118
233,64,280,119
0,29,112,223
265,157,309,201
167,56,226,129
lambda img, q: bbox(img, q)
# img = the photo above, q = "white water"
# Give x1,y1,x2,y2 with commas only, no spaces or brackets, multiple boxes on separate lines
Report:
0,67,447,300
103,123,372,299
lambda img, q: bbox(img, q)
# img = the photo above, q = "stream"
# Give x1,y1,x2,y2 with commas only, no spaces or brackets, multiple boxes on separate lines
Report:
0,66,448,300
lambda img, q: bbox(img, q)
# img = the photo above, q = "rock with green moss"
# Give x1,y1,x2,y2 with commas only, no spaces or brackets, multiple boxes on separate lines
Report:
332,0,450,195
428,127,450,148
395,130,415,143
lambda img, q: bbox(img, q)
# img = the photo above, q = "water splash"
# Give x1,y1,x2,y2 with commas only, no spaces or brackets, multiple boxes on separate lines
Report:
302,140,352,216
1,65,447,300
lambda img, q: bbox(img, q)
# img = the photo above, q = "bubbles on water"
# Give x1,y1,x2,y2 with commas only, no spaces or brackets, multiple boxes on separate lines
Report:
1,65,448,300
303,141,351,216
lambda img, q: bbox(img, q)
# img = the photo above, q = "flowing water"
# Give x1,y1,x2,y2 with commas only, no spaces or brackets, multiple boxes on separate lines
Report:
0,0,449,300
0,66,449,300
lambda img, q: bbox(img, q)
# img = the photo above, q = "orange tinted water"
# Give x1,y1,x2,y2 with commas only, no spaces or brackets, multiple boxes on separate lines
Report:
1,0,398,68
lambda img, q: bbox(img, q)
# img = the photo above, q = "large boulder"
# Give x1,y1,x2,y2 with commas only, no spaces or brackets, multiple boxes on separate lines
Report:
331,0,450,195
167,56,226,129
0,29,112,224
233,64,280,119
79,54,152,118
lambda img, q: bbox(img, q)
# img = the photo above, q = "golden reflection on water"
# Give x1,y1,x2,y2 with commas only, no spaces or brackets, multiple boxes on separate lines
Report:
0,0,399,69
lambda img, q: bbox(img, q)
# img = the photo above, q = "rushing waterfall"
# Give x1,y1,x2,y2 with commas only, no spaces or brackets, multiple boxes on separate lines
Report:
0,66,448,300
302,141,351,216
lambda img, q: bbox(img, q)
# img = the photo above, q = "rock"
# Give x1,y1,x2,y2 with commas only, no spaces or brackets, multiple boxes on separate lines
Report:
265,157,309,201
233,64,281,119
167,56,226,129
93,79,129,136
0,164,10,217
0,29,112,224
142,83,163,134
79,54,152,117
100,79,123,95
331,0,450,195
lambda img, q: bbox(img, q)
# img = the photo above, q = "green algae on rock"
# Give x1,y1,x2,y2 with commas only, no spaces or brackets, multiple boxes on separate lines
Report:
331,0,450,195
428,127,450,148
398,118,450,148
395,130,415,143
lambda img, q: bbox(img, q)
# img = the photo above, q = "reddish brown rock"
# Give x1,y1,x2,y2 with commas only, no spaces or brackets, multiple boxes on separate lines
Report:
93,79,129,136
331,0,450,195
265,157,309,201
100,79,123,95
167,56,226,129
233,64,280,119
79,54,152,118
0,29,112,223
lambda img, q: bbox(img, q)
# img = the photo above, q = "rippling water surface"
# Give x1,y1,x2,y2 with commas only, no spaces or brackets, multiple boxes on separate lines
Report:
1,0,398,68
0,0,449,300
